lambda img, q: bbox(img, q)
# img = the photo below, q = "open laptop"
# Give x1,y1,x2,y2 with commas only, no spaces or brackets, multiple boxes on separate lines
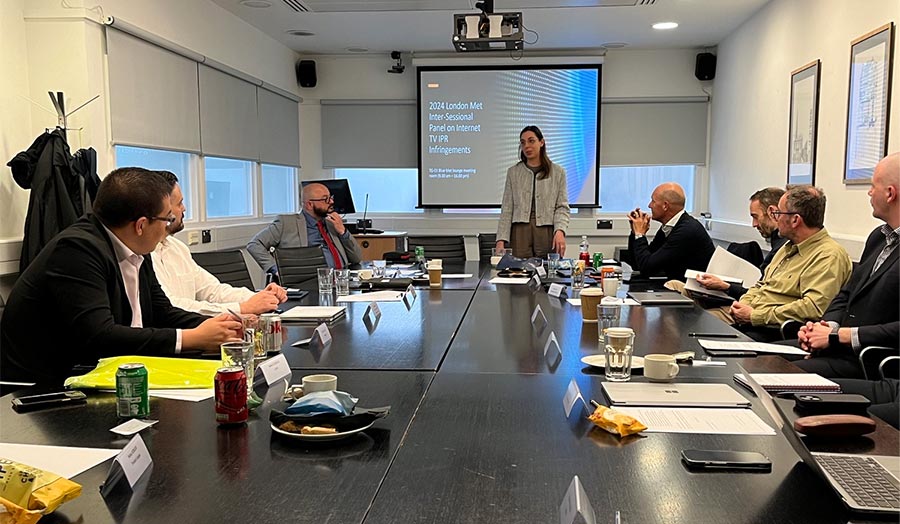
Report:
737,364,900,514
602,382,751,408
627,291,695,306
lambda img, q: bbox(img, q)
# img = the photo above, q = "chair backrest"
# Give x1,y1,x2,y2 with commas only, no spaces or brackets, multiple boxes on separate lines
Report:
727,241,764,268
859,346,900,380
477,233,496,261
191,250,254,290
274,246,328,287
407,236,467,263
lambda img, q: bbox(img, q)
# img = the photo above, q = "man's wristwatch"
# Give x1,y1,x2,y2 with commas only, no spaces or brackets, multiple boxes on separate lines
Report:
828,326,840,347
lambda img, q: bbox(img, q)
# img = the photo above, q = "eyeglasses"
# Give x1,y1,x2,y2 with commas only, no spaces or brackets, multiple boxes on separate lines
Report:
308,195,334,203
147,215,176,226
768,209,800,219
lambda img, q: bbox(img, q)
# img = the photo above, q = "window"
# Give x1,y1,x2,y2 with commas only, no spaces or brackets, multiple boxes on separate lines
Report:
335,169,422,213
204,157,253,218
115,145,194,219
261,164,297,215
599,165,696,213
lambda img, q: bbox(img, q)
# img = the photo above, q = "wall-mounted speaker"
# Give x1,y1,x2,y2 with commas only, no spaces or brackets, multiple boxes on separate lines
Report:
296,60,317,88
695,53,716,81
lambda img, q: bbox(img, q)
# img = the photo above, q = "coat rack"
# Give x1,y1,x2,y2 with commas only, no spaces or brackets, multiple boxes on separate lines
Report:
46,91,100,142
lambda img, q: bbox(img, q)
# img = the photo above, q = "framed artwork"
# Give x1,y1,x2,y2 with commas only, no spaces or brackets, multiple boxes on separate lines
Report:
844,22,894,184
787,60,820,185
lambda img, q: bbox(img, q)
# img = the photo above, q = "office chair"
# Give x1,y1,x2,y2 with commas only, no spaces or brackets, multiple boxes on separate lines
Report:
477,233,496,261
726,241,764,268
274,246,327,287
859,346,900,380
192,249,255,289
407,236,466,263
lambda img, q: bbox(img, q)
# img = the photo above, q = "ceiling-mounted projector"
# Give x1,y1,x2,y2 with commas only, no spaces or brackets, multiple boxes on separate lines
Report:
452,5,523,52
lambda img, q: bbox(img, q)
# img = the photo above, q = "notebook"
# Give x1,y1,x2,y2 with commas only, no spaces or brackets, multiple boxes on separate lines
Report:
601,382,751,408
737,364,899,514
734,373,841,393
280,306,347,323
627,291,695,306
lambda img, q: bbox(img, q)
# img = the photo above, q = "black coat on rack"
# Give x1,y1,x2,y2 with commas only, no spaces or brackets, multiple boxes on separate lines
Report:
7,128,100,272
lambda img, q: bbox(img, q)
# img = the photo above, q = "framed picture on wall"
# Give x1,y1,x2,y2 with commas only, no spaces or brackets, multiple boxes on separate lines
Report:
844,22,894,185
787,60,820,185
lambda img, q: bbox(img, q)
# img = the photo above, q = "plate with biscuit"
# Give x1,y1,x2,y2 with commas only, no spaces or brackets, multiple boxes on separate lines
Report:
271,419,376,441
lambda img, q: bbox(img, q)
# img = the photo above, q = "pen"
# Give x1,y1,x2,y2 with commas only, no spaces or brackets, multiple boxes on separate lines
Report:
615,510,621,524
225,308,243,322
688,333,739,338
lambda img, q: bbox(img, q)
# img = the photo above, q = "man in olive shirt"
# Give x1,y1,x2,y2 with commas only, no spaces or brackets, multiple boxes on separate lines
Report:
714,185,852,337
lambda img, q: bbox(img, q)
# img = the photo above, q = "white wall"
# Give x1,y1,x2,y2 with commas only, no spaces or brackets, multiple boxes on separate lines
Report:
709,0,900,259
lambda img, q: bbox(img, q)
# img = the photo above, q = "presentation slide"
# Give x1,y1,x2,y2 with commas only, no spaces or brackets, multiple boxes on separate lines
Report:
418,65,599,207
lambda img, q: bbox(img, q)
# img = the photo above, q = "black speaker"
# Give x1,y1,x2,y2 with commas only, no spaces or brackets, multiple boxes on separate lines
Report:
296,60,317,88
695,53,716,81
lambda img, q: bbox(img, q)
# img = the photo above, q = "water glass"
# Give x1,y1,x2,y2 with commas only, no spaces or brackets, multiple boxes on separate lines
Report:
334,269,350,296
597,305,621,334
317,267,334,294
491,247,510,266
604,327,635,382
547,253,561,271
372,260,387,278
572,268,585,290
221,341,255,393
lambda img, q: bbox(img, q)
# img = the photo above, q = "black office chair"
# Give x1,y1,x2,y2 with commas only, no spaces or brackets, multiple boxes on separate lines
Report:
859,346,900,380
192,249,255,289
780,320,802,340
477,233,496,261
407,236,466,263
274,246,327,287
727,241,764,268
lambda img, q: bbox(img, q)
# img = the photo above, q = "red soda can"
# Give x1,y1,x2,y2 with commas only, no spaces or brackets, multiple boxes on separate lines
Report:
215,366,248,425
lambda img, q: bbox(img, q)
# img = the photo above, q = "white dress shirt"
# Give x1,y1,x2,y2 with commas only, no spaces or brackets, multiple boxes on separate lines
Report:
152,236,254,316
661,209,685,237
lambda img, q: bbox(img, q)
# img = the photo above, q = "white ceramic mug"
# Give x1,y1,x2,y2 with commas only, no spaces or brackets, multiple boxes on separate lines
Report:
301,373,338,393
602,277,620,297
643,354,679,382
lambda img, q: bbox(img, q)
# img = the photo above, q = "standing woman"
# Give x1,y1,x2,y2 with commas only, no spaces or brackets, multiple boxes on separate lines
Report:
495,126,569,258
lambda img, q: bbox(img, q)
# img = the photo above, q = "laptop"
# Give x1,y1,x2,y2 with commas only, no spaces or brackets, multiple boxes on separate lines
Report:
627,291,695,306
602,382,751,408
737,364,900,514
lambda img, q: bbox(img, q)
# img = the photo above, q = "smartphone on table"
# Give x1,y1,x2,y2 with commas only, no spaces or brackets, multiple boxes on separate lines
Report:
681,449,772,472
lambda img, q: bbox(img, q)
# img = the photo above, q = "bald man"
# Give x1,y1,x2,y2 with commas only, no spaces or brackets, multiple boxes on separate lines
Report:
627,182,715,281
794,153,899,378
247,183,363,274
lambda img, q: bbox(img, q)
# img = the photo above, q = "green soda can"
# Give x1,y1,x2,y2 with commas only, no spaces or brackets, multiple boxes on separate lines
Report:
116,363,149,418
415,245,425,262
593,252,603,269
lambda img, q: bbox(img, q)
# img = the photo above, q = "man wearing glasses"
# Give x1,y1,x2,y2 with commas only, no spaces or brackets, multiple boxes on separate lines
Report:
1,168,243,384
248,182,362,275
721,185,852,340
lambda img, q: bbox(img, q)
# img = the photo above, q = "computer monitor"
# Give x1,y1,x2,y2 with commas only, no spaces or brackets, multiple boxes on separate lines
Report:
301,178,356,215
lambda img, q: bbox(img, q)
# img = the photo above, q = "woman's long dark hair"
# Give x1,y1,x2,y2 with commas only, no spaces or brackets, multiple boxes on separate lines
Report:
519,125,552,179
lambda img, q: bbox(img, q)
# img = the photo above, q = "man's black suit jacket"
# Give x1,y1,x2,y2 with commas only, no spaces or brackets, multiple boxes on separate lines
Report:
823,226,899,349
628,212,715,282
1,215,207,384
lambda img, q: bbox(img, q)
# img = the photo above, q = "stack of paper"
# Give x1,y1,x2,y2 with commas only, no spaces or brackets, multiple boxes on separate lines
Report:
734,373,841,393
697,339,808,356
683,246,762,300
280,305,347,322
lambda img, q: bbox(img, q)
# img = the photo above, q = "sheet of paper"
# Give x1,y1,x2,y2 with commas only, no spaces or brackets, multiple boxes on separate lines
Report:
0,442,120,479
566,298,581,306
614,407,775,435
697,339,808,356
489,277,530,284
600,297,639,306
291,337,312,347
441,274,473,278
337,291,404,303
280,305,347,320
110,419,159,436
149,389,214,402
684,269,742,284
683,278,734,300
705,246,762,287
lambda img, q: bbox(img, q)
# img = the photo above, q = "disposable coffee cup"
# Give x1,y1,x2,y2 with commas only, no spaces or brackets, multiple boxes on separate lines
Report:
358,269,374,280
644,354,679,382
579,287,604,322
602,277,620,298
301,373,337,393
428,267,443,287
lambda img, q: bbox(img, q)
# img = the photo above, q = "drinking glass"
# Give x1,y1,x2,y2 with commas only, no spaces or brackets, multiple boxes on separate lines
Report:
604,327,635,382
317,267,334,293
334,269,350,296
547,253,561,271
597,305,621,334
372,260,387,278
221,341,255,393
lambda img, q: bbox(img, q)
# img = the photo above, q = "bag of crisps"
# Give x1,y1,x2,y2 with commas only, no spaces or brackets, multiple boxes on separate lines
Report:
0,459,81,524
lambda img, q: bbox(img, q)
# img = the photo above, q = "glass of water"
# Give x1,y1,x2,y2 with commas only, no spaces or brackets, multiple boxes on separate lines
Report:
221,341,254,393
604,327,635,382
597,305,621,335
372,260,387,278
547,252,561,271
317,267,334,294
334,268,350,296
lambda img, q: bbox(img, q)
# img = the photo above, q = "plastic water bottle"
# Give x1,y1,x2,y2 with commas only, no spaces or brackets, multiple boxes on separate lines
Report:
579,236,591,266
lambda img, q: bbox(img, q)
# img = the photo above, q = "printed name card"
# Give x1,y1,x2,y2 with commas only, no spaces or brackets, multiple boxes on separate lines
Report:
543,331,561,359
547,283,567,298
257,353,291,386
402,285,416,309
559,475,597,524
100,434,152,497
563,378,587,418
406,284,417,299
531,304,547,328
527,273,542,292
311,323,333,348
536,265,547,278
364,301,382,322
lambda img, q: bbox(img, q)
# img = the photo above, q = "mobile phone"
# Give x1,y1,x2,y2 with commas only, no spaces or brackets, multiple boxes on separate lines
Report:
681,449,771,472
11,391,87,413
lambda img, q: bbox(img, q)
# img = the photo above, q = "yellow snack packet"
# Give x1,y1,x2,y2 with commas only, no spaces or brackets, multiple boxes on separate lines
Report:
0,459,81,524
588,404,647,437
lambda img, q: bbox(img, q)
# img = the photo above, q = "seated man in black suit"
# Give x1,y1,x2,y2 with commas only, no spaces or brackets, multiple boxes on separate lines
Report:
794,153,899,378
1,167,243,384
627,182,715,281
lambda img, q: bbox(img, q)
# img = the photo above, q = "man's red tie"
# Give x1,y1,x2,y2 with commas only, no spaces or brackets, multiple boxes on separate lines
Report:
317,221,343,269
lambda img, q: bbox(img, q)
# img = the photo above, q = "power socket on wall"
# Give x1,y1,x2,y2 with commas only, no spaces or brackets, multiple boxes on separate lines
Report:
201,230,212,243
596,220,613,230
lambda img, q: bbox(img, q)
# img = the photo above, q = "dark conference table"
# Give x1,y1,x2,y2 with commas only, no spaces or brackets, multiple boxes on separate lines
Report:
2,265,897,523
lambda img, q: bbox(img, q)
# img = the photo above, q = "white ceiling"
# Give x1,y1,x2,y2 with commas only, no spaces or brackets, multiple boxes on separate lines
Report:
210,0,771,55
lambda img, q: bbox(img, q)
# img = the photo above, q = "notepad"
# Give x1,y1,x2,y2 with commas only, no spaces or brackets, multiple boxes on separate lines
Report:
280,306,347,322
696,339,809,356
734,373,841,393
